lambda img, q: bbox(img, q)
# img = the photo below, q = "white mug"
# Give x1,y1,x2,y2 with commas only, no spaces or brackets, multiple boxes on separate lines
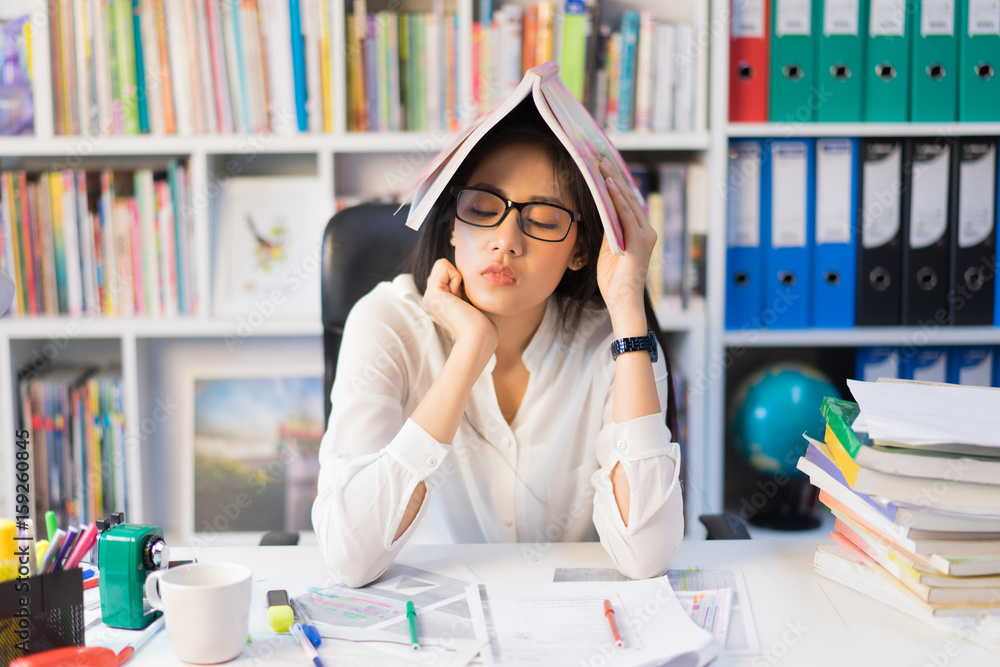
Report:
144,562,252,664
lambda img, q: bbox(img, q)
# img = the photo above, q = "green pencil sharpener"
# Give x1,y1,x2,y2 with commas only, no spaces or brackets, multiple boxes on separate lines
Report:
98,513,168,629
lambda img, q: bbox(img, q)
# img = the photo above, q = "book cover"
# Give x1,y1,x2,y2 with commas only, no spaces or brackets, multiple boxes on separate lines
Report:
402,62,642,257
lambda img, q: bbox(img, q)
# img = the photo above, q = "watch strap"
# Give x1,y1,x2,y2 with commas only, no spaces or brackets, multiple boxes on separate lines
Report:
610,329,658,362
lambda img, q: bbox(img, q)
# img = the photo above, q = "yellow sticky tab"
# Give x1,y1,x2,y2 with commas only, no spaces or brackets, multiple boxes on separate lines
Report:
267,605,294,633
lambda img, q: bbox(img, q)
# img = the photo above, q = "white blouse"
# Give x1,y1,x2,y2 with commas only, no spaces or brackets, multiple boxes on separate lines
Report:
312,274,684,587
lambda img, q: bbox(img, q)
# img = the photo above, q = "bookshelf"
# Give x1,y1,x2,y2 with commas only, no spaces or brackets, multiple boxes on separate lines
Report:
0,0,724,541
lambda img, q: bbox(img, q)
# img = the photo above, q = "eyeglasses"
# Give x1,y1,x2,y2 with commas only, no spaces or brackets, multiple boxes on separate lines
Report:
450,186,580,243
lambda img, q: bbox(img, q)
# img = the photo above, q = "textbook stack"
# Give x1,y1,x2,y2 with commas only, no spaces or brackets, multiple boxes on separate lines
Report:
796,381,1000,651
0,164,196,319
19,366,127,529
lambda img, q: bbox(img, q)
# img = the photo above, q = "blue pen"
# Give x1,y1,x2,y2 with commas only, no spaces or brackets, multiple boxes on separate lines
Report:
291,623,324,667
290,598,321,647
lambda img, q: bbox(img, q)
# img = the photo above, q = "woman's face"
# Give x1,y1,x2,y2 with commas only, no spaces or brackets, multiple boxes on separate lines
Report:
451,142,586,322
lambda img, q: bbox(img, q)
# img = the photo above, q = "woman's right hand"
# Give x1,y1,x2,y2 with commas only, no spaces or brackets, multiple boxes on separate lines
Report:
423,258,498,353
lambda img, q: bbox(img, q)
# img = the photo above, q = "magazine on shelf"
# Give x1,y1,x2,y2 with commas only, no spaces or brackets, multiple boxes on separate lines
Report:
400,61,645,256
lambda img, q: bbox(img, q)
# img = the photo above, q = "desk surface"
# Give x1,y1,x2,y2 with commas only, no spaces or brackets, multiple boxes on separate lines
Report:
89,539,994,667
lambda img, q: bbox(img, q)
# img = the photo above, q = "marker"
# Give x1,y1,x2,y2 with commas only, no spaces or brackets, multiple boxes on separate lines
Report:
34,540,48,569
406,600,419,651
266,589,294,633
291,623,325,667
0,519,15,582
38,529,64,574
604,599,623,648
45,511,57,542
116,614,165,664
51,526,78,572
290,597,321,647
62,523,98,570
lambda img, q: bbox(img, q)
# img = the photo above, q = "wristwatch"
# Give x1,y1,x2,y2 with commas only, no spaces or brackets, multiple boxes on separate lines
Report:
610,329,658,362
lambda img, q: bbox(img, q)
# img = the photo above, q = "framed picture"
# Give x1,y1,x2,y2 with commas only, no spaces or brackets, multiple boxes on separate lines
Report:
180,364,325,545
212,176,332,319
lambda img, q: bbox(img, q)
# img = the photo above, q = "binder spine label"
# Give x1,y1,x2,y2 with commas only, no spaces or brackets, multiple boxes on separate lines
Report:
728,143,762,247
921,0,955,36
958,143,997,248
968,0,1000,36
732,0,766,38
869,0,906,36
816,139,854,244
825,0,860,36
771,142,809,247
776,0,812,36
861,142,902,248
909,143,951,248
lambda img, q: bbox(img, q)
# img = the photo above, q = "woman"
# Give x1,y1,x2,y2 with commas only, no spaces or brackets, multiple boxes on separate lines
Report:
312,101,683,587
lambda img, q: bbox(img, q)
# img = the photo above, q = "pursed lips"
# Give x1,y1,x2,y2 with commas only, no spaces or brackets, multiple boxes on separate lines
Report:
481,264,517,286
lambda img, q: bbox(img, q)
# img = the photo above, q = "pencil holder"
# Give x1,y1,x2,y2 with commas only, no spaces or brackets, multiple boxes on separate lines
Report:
0,568,84,665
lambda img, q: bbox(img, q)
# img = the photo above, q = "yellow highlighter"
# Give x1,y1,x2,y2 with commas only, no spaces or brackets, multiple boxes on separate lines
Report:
1,519,16,581
266,589,294,633
35,540,48,569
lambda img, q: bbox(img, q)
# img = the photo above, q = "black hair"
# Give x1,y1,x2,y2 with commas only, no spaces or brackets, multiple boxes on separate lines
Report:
406,100,678,439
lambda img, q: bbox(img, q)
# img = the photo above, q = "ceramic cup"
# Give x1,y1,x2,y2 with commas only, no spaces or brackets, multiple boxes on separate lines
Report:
144,562,252,664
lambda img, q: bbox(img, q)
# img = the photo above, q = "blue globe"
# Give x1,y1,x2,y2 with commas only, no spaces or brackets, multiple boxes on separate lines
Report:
728,363,841,478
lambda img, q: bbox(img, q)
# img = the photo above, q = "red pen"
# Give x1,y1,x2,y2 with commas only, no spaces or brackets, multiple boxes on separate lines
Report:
603,599,623,648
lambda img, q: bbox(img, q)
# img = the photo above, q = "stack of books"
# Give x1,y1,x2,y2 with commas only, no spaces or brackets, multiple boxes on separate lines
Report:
796,380,1000,652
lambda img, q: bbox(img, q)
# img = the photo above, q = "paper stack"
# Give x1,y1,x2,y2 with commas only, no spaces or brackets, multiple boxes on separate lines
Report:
796,380,1000,653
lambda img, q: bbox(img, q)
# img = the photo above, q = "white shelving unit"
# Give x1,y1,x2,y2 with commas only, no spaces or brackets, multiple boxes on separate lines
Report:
709,6,1000,515
0,0,724,541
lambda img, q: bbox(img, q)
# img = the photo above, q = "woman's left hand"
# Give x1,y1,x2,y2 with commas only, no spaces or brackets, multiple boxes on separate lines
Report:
595,157,656,327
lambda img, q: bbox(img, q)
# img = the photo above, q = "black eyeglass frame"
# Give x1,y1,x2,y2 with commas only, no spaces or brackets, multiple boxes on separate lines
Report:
449,185,581,243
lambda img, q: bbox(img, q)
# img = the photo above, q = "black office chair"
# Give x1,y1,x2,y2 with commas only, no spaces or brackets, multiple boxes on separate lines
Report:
320,203,417,423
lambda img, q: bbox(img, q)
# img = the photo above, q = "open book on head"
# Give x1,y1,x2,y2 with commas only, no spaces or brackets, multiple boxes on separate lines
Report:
399,61,644,256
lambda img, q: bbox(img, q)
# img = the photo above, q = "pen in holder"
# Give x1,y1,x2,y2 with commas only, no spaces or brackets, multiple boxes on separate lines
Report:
0,568,85,665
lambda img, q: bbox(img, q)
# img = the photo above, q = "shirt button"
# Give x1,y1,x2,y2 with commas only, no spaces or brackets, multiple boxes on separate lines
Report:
501,437,512,448
504,518,513,528
425,456,437,467
616,440,628,451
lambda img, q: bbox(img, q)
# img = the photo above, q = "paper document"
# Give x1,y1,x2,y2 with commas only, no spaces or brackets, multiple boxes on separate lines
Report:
847,380,1000,450
291,559,485,667
470,578,721,666
553,566,761,655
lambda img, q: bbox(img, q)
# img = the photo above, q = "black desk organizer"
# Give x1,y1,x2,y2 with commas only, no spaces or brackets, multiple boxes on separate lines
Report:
0,568,84,665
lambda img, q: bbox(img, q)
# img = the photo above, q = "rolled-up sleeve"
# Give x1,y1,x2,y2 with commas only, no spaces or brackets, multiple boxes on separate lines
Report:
591,350,685,579
311,287,449,587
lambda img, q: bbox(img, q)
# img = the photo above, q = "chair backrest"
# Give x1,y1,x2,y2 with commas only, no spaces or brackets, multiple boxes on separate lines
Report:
321,204,416,422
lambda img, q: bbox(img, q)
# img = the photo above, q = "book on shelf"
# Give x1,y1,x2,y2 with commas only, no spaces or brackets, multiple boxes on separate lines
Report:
402,61,643,256
0,15,34,136
18,365,128,530
0,162,196,318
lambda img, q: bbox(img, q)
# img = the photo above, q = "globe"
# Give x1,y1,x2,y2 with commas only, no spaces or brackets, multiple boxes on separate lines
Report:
728,363,842,478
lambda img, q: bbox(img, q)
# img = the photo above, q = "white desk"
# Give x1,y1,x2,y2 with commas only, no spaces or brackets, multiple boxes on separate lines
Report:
89,539,994,666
